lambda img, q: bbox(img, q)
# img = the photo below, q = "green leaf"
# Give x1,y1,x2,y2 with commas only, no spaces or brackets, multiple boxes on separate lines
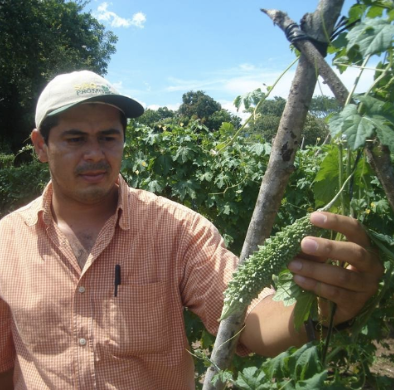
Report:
367,229,394,262
293,345,323,381
234,95,242,111
235,367,268,389
343,114,376,149
214,172,229,189
173,145,194,163
330,103,377,149
293,292,317,331
144,179,163,193
374,120,394,153
328,112,346,138
347,18,394,56
172,179,199,200
156,154,172,175
295,371,328,389
272,270,300,306
199,170,214,182
212,370,234,386
248,142,270,156
358,95,394,123
273,271,317,331
313,147,340,207
263,347,295,380
200,329,215,349
219,122,235,136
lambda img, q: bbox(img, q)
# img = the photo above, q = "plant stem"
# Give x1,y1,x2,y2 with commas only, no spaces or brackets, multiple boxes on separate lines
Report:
338,142,345,214
345,55,371,106
216,57,299,152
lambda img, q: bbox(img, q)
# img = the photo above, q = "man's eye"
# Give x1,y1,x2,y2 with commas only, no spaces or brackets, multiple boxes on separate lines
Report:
101,136,117,142
67,137,84,143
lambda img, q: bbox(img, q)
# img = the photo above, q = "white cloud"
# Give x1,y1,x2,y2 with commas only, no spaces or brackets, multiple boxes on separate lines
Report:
166,60,377,110
95,2,146,29
131,12,146,28
220,100,250,123
148,103,180,111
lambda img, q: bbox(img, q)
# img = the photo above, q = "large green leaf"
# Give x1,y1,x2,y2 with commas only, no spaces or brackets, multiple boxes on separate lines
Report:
295,371,328,389
294,345,323,381
156,154,173,176
313,147,340,207
347,18,394,56
370,116,394,153
329,103,375,149
357,96,394,152
235,367,268,390
342,115,376,149
328,104,358,138
358,95,394,122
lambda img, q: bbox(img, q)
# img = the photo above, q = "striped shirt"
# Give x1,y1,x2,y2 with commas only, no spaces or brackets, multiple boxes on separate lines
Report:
0,175,271,389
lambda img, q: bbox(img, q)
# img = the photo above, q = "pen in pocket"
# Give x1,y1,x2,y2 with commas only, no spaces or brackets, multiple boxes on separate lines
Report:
114,264,121,297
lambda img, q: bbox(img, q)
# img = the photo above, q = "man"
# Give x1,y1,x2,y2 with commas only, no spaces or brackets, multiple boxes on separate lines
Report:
0,70,382,389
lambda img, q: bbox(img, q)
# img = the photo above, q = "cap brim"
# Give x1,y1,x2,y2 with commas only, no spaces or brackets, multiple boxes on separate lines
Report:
47,95,145,119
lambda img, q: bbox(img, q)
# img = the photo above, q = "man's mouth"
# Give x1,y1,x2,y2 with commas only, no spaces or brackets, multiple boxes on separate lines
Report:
79,171,107,183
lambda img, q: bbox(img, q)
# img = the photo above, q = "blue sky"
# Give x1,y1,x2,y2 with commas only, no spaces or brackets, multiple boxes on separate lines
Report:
86,0,373,117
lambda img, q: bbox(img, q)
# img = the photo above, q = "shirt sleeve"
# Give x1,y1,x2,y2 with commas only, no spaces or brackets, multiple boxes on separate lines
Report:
0,298,15,373
179,213,274,355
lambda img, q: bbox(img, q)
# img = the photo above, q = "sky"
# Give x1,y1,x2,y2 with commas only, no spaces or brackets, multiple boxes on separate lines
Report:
85,0,374,118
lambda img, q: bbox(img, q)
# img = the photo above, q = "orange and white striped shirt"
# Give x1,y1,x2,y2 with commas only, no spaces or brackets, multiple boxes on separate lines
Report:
0,175,271,389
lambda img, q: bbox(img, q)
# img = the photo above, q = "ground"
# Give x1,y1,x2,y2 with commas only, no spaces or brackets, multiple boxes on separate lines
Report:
369,336,394,385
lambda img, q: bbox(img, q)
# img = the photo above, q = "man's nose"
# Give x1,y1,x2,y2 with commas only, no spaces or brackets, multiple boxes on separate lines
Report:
83,139,105,161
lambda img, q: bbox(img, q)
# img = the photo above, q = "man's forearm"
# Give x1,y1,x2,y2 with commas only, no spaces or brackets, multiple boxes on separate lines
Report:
240,295,308,357
0,367,14,390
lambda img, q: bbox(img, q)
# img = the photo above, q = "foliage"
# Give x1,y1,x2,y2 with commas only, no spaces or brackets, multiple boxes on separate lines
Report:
177,90,241,131
239,94,335,145
0,148,50,219
137,107,176,129
1,1,394,388
0,0,117,151
121,120,270,254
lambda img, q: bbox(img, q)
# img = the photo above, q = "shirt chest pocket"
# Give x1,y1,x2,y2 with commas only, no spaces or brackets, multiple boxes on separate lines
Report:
104,281,170,356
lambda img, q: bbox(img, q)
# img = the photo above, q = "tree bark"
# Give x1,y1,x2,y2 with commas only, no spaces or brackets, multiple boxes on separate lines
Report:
202,1,344,389
365,145,394,212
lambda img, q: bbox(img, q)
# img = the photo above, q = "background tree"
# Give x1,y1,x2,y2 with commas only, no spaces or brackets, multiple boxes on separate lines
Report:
178,90,241,131
244,95,338,145
137,106,176,129
0,0,117,151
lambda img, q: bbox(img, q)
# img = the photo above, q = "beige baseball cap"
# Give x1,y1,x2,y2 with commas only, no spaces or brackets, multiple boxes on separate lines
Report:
35,70,144,128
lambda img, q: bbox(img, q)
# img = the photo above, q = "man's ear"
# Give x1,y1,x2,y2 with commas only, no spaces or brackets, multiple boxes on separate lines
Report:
31,129,49,163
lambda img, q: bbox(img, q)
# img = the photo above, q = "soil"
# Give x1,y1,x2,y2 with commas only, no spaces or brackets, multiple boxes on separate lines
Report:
365,336,394,389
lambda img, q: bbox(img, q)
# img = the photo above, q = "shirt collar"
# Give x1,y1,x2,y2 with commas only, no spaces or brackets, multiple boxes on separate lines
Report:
23,174,131,230
116,174,131,230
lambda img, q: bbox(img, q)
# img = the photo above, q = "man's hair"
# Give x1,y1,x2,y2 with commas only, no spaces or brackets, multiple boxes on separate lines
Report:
39,110,128,144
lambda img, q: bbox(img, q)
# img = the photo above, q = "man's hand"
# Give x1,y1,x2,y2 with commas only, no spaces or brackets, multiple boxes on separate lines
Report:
288,211,384,326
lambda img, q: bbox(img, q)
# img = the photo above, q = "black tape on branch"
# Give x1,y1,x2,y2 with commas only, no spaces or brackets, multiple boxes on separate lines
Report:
284,22,328,57
284,23,308,43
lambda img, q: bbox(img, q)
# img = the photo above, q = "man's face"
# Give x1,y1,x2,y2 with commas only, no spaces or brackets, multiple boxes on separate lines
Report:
33,103,125,205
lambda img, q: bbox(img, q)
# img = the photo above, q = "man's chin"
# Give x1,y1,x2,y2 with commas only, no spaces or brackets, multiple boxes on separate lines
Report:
75,188,113,204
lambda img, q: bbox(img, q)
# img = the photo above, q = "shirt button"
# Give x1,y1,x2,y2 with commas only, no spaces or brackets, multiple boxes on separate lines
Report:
79,338,87,346
78,286,86,293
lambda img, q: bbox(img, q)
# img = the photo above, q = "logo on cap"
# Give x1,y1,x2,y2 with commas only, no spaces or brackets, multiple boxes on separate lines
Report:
74,82,114,96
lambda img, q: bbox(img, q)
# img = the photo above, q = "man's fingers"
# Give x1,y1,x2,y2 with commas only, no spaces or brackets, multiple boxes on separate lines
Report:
300,236,381,274
310,211,370,248
290,260,379,294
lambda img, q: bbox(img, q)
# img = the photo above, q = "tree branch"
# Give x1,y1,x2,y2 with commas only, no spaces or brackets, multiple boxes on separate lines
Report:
365,144,394,212
263,6,394,212
202,1,345,388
